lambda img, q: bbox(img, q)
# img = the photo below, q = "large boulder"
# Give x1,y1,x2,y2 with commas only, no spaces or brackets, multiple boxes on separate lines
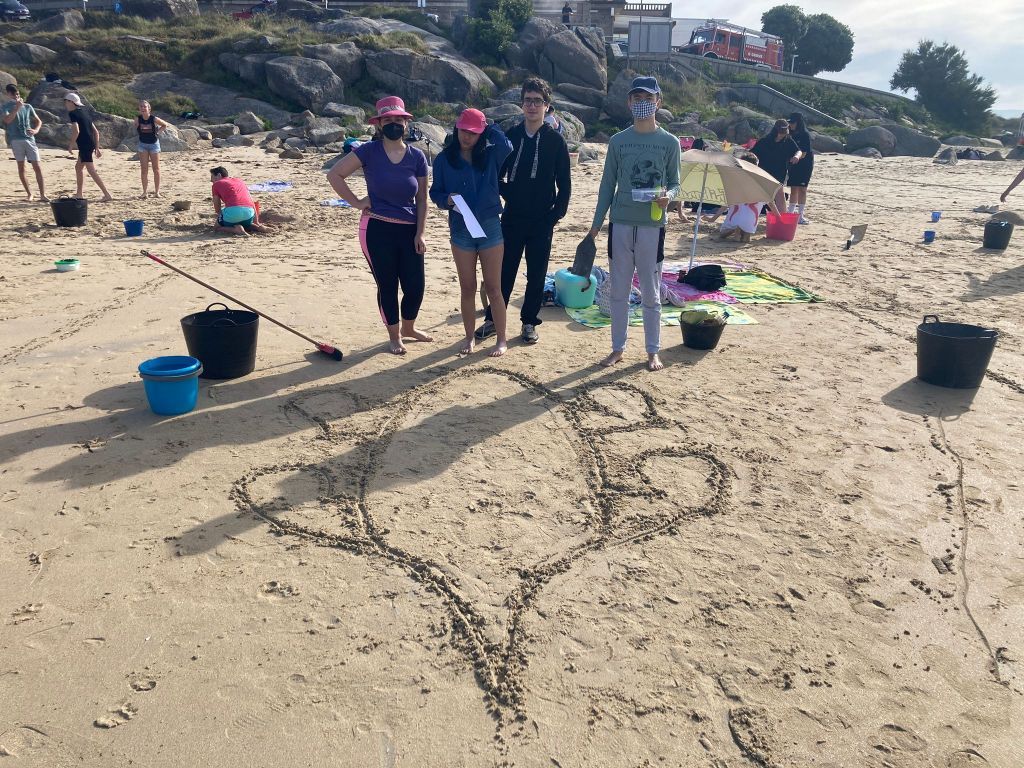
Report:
154,124,190,152
482,103,523,121
845,125,897,156
981,150,1005,161
36,112,135,149
27,10,84,32
0,49,25,69
232,35,281,54
553,98,599,125
205,123,239,139
238,53,278,85
234,110,265,134
120,0,199,19
278,0,329,22
507,17,562,70
322,103,365,123
1007,146,1024,161
265,56,346,112
978,137,1003,148
0,70,15,91
27,81,90,114
364,49,494,104
557,111,584,145
316,17,379,36
943,134,978,146
127,71,291,127
13,43,58,65
537,29,606,92
218,52,242,77
809,131,844,153
302,42,364,82
604,69,638,124
848,146,883,159
555,83,605,109
879,123,940,157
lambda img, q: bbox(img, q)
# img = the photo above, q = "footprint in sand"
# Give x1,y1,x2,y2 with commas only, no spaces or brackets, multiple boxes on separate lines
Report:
94,702,138,729
232,367,732,716
258,580,300,599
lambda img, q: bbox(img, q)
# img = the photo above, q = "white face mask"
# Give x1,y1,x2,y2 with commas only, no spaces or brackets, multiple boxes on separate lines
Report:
631,99,657,120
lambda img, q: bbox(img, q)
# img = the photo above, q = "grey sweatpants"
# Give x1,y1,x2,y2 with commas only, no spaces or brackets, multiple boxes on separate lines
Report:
608,223,663,354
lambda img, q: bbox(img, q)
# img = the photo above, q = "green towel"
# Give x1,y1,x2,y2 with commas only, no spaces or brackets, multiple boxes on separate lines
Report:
566,301,758,328
722,270,824,304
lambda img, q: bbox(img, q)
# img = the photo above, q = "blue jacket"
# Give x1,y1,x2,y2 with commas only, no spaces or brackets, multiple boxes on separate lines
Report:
429,125,513,225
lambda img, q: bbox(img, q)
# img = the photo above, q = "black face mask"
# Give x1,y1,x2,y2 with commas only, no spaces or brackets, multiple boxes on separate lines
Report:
381,123,405,141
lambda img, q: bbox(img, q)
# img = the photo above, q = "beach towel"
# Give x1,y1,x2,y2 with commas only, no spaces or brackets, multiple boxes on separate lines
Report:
247,181,293,193
320,198,353,208
721,270,823,304
566,301,757,328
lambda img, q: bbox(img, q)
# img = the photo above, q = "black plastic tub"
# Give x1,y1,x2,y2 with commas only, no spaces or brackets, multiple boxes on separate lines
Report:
681,321,726,350
180,302,259,379
917,315,997,388
50,196,88,227
983,220,1014,250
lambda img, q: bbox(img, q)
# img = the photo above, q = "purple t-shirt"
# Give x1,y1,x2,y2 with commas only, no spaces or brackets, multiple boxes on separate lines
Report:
353,140,428,223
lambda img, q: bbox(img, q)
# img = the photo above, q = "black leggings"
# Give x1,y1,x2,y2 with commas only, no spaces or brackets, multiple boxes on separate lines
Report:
359,216,425,326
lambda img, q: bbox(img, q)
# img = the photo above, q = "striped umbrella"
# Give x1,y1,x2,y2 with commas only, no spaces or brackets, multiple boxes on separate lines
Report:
679,149,782,268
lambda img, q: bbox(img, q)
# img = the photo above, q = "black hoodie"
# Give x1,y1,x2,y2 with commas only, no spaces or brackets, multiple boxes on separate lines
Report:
498,121,571,227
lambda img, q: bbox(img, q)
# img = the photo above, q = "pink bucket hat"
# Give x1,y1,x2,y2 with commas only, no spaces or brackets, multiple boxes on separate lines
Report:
369,96,413,124
455,108,487,134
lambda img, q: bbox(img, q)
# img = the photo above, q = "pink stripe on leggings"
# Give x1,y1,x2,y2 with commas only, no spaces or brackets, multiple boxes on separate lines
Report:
358,212,388,326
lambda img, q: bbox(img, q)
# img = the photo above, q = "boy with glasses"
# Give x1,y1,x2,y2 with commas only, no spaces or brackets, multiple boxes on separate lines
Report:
587,76,679,371
476,77,571,345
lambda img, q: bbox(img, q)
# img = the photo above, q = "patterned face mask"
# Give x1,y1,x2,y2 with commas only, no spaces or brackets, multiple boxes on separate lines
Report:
631,99,657,120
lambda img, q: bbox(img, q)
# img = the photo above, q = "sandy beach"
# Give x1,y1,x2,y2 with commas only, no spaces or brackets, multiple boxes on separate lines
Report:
1,144,1022,767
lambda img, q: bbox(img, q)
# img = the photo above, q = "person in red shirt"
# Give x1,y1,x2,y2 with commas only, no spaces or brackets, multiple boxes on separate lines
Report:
210,166,266,236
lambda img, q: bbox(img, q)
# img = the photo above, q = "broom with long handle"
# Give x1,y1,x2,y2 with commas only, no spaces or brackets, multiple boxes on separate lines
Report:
143,251,343,361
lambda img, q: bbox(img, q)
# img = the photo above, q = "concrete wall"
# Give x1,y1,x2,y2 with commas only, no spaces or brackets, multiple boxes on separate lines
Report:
727,84,845,126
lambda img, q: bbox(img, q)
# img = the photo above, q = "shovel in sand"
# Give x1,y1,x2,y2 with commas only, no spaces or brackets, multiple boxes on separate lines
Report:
846,224,868,250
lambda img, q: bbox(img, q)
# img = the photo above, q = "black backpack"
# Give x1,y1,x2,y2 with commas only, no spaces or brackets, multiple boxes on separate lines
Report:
681,264,727,291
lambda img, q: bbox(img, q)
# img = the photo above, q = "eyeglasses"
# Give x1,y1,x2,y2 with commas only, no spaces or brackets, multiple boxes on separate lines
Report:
522,98,547,107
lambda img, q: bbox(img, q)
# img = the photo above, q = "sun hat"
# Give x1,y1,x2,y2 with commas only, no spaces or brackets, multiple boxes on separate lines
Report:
629,76,660,95
455,108,487,134
368,96,413,124
64,92,83,106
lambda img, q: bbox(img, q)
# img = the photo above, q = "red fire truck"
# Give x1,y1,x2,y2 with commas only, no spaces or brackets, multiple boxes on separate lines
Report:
677,21,784,70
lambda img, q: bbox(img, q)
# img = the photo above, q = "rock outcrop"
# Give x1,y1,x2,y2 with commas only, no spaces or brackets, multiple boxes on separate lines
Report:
365,49,494,104
537,28,606,92
302,42,364,82
120,0,199,20
845,126,896,156
265,57,346,112
127,72,291,127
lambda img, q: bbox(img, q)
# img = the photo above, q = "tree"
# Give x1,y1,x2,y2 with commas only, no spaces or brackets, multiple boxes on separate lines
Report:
466,0,532,63
794,14,853,76
890,40,996,132
761,4,807,63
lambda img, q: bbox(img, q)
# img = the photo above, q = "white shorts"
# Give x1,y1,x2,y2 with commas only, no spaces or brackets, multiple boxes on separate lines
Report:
10,138,40,163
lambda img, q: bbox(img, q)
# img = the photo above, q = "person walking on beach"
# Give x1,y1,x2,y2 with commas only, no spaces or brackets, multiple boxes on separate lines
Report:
586,75,679,372
785,112,813,224
1000,166,1024,203
2,84,47,202
475,77,571,346
752,119,801,215
326,96,432,355
209,166,266,236
430,108,513,357
135,100,169,199
65,92,112,202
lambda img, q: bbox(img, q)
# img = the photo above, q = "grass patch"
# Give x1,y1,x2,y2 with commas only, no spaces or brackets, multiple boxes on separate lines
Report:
82,83,139,118
353,31,428,55
149,93,198,116
355,4,443,33
413,101,458,124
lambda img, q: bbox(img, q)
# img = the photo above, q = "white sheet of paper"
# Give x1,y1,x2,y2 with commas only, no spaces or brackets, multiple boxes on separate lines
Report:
450,194,486,238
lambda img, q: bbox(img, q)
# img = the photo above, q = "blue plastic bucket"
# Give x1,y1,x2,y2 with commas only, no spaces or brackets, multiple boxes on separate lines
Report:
554,268,597,309
124,219,144,237
138,356,203,415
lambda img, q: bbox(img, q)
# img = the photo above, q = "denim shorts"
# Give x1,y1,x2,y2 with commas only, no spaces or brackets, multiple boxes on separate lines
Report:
138,140,161,153
450,214,503,251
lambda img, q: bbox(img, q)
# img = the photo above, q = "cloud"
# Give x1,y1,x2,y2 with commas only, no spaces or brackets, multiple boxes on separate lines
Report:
671,0,1023,108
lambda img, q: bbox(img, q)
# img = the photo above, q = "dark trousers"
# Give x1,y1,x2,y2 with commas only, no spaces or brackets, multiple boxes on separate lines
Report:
360,217,424,326
485,217,553,326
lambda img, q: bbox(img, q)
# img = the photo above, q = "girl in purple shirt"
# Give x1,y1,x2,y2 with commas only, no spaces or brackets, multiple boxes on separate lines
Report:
326,96,431,355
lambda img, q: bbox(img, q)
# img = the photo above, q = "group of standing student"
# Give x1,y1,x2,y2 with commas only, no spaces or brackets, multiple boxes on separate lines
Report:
328,75,681,370
751,113,813,223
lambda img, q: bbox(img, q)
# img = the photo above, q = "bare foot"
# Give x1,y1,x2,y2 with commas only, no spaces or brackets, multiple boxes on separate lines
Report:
26,193,35,202
401,324,434,342
140,192,148,199
100,195,113,203
459,337,475,355
600,350,624,367
39,194,49,202
489,342,508,358
153,191,161,198
647,353,664,371
388,339,407,355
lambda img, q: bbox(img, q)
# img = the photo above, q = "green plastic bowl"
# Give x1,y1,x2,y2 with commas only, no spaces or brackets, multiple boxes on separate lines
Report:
55,259,80,272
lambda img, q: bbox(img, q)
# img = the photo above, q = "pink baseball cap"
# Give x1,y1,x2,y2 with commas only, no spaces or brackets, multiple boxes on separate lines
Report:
455,108,487,134
369,96,413,124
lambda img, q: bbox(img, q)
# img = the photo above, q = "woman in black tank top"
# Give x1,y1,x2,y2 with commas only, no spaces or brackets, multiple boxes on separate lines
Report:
134,100,169,198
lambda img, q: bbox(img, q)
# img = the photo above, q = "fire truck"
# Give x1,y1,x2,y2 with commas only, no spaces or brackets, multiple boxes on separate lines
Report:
676,21,785,70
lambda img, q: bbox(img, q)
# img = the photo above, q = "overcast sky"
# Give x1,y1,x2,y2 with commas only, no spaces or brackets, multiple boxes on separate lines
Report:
670,0,1023,112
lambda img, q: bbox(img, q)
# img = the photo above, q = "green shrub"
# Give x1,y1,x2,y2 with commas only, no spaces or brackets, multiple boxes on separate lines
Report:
82,83,138,118
414,101,458,124
149,93,198,116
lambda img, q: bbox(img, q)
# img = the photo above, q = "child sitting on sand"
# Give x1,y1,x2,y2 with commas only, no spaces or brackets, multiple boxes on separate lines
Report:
709,153,773,243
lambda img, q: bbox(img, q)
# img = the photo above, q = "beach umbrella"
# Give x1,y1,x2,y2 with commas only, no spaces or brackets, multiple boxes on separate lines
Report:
678,149,783,269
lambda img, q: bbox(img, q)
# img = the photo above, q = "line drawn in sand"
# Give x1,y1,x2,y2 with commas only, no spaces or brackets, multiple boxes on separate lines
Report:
230,366,732,726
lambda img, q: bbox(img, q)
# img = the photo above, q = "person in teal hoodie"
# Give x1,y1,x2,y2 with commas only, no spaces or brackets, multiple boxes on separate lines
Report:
430,109,513,356
587,76,680,371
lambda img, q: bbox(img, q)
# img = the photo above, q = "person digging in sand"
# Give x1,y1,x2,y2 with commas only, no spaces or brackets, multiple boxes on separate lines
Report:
587,76,679,371
429,108,513,357
65,92,112,202
1001,166,1024,203
210,166,267,237
2,84,48,202
326,96,433,355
